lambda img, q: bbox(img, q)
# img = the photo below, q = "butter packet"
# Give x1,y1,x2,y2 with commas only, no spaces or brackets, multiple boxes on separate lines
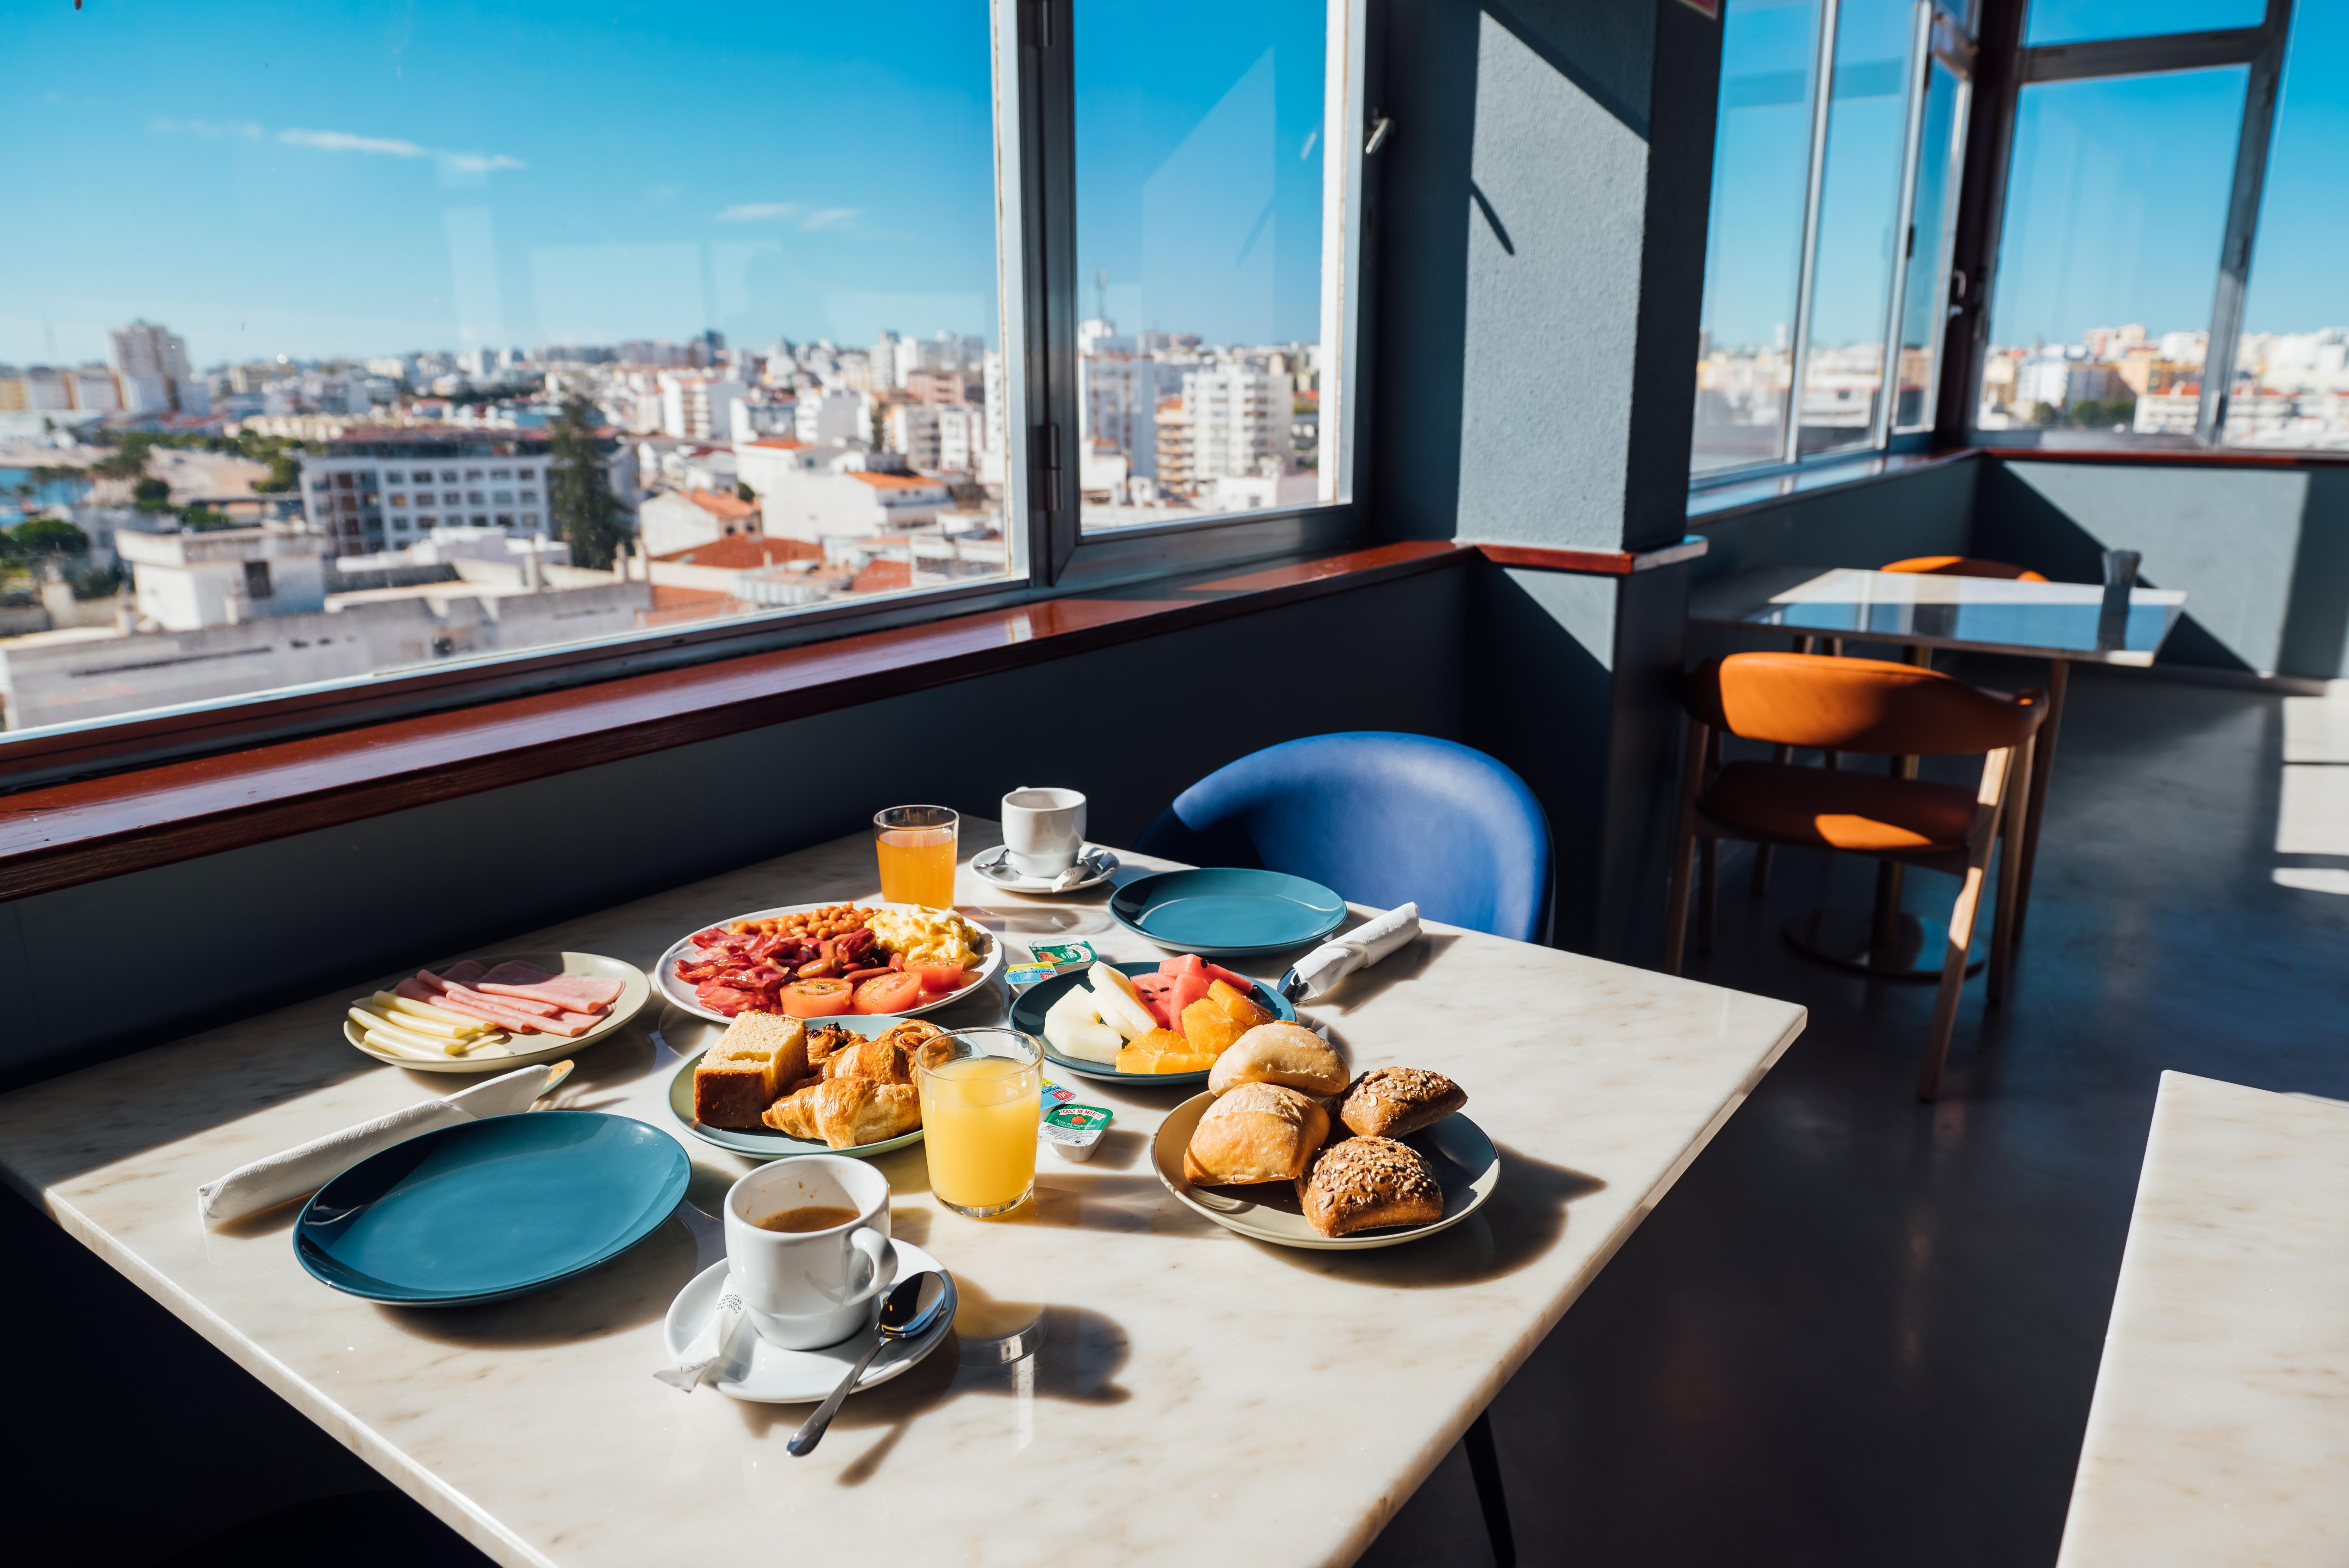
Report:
1028,940,1099,970
1005,963,1059,988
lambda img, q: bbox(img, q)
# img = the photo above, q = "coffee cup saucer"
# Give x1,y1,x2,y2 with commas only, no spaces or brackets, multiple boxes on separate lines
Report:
662,1240,956,1403
971,843,1119,894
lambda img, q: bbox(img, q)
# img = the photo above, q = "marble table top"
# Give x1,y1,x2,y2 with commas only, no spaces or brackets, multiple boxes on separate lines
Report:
0,829,1805,1568
2056,1072,2349,1567
1689,566,2186,665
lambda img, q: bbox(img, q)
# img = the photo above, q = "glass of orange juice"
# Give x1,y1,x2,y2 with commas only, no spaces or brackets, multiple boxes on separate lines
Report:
873,804,959,909
917,1028,1042,1218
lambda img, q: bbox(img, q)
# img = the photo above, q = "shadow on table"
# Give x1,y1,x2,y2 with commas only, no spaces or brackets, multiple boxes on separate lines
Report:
1242,1142,1602,1288
727,1272,1133,1485
1307,932,1464,1016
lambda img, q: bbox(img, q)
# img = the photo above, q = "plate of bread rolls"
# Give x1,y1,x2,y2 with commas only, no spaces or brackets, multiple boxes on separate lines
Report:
666,1012,939,1159
1151,1023,1496,1249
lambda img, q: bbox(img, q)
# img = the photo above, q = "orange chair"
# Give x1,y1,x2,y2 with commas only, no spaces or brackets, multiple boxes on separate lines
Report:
1882,555,2048,582
1664,652,2044,1099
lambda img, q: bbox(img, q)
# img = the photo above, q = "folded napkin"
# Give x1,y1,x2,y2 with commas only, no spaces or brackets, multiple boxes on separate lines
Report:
656,1282,755,1392
1285,903,1422,1001
196,1060,570,1227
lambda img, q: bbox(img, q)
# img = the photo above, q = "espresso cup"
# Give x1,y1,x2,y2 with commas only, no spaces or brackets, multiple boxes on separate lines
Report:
722,1156,896,1350
1002,786,1087,878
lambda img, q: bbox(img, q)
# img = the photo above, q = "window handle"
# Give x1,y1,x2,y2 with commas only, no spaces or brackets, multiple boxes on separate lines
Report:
1364,114,1393,156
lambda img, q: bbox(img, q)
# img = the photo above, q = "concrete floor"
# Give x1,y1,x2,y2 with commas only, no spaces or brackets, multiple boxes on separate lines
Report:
1362,665,2349,1567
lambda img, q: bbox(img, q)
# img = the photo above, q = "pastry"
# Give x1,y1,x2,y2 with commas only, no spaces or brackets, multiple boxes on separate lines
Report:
820,1033,916,1085
1297,1136,1445,1237
692,1014,809,1128
763,1075,921,1148
1207,1022,1348,1098
1338,1067,1467,1139
1182,1081,1329,1185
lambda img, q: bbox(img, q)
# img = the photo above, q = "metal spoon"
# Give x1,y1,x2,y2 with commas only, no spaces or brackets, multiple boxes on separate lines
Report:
786,1272,949,1457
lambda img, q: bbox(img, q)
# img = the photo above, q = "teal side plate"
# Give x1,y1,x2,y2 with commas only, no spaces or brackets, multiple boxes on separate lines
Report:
1109,868,1348,957
666,1014,927,1160
1013,960,1293,1085
294,1111,688,1307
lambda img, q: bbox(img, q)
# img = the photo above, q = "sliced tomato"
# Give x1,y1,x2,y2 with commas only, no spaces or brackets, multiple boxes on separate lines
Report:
780,978,855,1017
911,960,968,994
1157,954,1206,978
1199,961,1255,992
853,971,926,1015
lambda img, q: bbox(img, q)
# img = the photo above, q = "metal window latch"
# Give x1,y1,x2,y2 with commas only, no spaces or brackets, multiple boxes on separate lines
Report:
1364,114,1392,156
1032,0,1053,50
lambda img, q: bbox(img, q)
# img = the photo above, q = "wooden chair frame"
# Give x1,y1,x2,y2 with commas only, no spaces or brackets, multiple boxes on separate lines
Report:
1663,716,2035,1101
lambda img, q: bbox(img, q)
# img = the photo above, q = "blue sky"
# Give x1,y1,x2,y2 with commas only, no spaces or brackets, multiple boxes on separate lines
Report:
0,0,1327,370
1704,0,2346,355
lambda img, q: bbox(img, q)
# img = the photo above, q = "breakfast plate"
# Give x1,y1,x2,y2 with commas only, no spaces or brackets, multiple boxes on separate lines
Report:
295,1111,690,1305
663,1242,957,1403
970,843,1120,893
663,1013,927,1161
1110,868,1348,957
1012,960,1294,1086
654,901,1002,1026
1150,1094,1500,1250
342,950,651,1074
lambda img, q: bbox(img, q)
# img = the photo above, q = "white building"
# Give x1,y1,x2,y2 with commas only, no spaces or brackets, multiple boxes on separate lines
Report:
796,388,873,447
1080,351,1160,480
936,405,987,473
118,525,330,631
756,449,950,540
1182,365,1294,485
298,431,635,555
637,487,762,557
887,404,943,470
110,319,205,414
2015,357,2122,411
659,374,749,440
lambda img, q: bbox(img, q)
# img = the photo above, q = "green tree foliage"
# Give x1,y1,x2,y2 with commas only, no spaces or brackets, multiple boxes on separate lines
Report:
2068,398,2137,429
12,517,92,556
735,481,756,503
180,506,238,532
252,451,303,492
134,477,174,511
91,433,157,482
547,393,633,571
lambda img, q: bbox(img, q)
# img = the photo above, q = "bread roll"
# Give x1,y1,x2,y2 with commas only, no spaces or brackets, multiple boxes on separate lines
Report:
1207,1022,1347,1098
692,1014,809,1128
1338,1066,1467,1139
1182,1081,1329,1185
1297,1136,1445,1236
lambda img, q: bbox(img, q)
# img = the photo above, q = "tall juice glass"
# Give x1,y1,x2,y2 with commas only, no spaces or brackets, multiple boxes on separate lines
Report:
874,804,959,909
917,1028,1042,1217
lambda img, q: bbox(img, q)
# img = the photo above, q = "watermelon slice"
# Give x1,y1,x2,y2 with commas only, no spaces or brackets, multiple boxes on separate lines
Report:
1167,971,1212,1026
1131,972,1179,1029
1199,961,1255,993
1158,955,1206,978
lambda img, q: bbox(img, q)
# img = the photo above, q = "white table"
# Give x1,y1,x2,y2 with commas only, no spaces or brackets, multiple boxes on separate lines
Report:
1688,567,2188,974
2056,1072,2349,1567
0,829,1805,1568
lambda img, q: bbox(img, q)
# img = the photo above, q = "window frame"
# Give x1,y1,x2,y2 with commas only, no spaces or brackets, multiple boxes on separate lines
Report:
1960,0,2293,449
0,0,1376,793
1692,0,1977,493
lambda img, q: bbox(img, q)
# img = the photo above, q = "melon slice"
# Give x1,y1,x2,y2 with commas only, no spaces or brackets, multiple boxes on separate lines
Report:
1087,964,1160,1040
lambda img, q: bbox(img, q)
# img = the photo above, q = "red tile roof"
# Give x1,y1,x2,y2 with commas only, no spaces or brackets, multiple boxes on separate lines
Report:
681,488,759,521
654,534,824,569
850,559,913,594
747,437,807,450
847,471,942,490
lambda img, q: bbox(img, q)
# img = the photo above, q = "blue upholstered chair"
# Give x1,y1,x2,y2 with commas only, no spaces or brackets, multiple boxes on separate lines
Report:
1132,732,1552,943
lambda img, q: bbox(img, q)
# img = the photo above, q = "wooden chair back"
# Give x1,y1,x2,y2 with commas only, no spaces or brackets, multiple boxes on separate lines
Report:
1683,653,2042,756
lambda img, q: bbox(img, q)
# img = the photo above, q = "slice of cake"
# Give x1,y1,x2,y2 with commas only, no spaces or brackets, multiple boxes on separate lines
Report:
692,1014,809,1128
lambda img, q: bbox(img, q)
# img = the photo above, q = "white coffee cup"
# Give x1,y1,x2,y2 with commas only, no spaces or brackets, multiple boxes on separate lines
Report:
722,1156,896,1350
1001,786,1087,878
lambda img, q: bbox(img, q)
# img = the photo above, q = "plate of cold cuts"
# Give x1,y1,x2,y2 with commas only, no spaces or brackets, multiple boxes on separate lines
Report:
342,951,652,1073
654,902,1002,1026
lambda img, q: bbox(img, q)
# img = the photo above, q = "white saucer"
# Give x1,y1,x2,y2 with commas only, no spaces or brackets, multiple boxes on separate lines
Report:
662,1240,957,1403
971,843,1119,894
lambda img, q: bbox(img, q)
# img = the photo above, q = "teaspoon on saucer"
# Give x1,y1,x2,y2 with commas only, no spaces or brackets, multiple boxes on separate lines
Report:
786,1271,950,1456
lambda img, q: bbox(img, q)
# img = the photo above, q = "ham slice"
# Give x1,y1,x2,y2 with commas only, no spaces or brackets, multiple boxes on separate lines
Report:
477,970,623,1012
418,970,560,1016
441,959,489,985
428,990,594,1037
479,960,560,986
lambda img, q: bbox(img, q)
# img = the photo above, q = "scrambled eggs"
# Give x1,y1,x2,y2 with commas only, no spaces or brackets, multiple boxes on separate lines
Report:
869,905,982,969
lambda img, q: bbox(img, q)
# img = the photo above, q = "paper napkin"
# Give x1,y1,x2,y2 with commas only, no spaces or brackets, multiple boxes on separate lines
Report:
656,1283,755,1392
1287,903,1422,1000
196,1060,570,1227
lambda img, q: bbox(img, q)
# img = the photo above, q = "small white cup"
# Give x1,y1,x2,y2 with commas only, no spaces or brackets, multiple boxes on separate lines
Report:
722,1156,896,1350
1001,786,1087,878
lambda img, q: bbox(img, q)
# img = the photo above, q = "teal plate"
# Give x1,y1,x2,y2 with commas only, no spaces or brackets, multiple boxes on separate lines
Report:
1110,868,1348,957
294,1111,688,1307
1013,960,1294,1085
666,1014,928,1161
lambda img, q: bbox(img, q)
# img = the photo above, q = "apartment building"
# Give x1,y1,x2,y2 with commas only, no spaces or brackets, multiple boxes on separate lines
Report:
298,429,636,556
1182,364,1294,485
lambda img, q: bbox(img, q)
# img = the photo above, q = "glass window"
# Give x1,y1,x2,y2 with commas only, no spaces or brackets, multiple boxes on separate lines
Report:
2222,0,2349,449
1893,56,1966,430
1979,67,2247,434
2024,0,2265,48
1694,0,1826,474
1073,0,1337,528
1796,0,1920,458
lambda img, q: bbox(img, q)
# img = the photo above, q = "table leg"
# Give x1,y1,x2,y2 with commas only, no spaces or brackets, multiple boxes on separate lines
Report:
1464,1409,1516,1568
2011,659,2068,939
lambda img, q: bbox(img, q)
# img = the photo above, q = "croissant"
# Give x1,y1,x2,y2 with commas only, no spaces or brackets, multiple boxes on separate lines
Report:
821,1035,916,1085
763,1076,921,1149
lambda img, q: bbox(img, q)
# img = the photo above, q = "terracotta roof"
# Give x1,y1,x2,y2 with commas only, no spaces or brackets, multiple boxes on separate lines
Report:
850,559,913,594
649,585,739,611
679,488,758,521
846,471,941,490
747,437,807,449
655,533,824,569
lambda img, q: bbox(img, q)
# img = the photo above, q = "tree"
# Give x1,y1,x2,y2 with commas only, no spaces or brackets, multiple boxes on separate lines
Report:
134,477,173,511
91,434,155,483
180,506,238,532
251,450,303,492
12,517,92,557
735,480,756,504
547,393,632,570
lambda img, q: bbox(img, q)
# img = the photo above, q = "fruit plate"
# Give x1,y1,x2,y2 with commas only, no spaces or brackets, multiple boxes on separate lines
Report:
1011,960,1295,1085
663,1013,927,1161
342,951,651,1074
1150,1093,1499,1251
653,902,1002,1026
1109,868,1348,957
